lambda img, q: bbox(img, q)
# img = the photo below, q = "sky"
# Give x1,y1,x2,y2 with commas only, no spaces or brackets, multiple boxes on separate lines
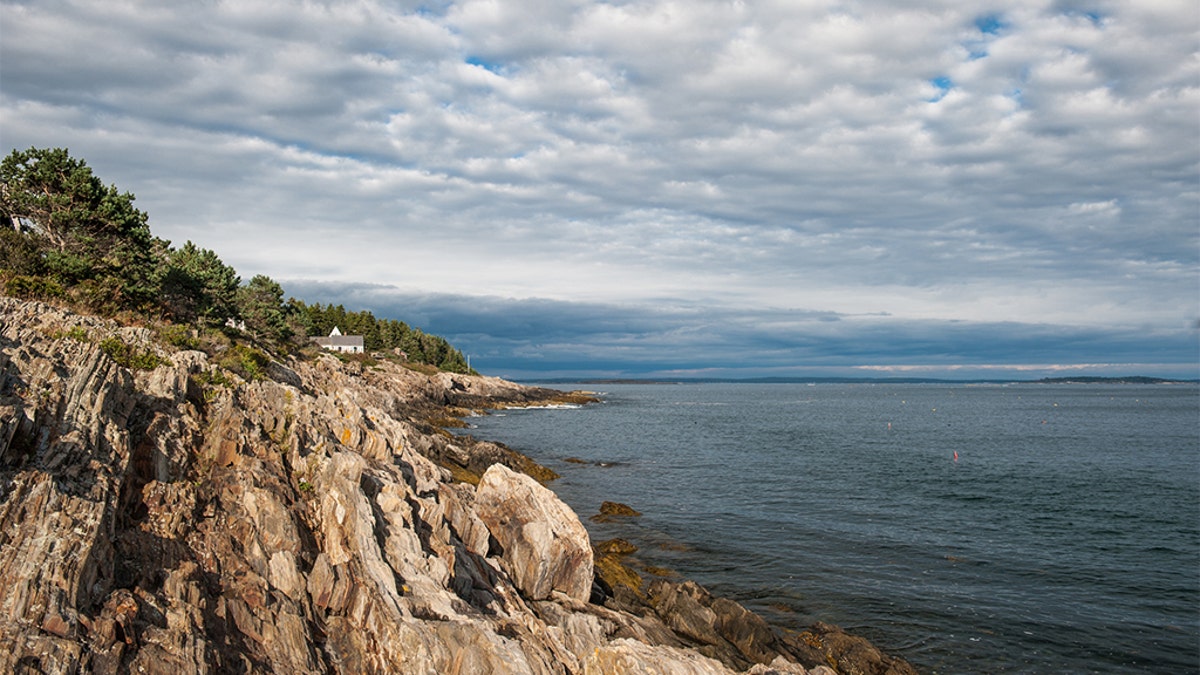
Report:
2,0,1197,380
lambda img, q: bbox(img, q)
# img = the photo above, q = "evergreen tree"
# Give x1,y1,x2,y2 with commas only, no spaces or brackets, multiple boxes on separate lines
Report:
0,147,475,373
236,275,291,342
0,147,156,311
160,241,240,324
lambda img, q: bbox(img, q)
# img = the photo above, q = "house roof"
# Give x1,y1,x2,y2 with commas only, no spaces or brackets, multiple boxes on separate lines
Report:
311,334,364,347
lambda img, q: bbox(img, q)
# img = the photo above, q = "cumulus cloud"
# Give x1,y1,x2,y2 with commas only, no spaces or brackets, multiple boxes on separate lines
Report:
1,0,1196,378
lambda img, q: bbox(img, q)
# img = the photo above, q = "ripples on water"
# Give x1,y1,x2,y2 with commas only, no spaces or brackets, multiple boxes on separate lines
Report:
462,383,1200,674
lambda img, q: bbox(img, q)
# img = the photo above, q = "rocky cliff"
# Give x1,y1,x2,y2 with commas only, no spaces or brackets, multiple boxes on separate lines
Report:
0,297,916,675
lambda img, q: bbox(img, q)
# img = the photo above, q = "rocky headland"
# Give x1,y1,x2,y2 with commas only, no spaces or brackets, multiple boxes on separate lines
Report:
0,297,917,674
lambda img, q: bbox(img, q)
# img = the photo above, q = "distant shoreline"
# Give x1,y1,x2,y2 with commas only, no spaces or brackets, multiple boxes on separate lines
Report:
523,375,1198,386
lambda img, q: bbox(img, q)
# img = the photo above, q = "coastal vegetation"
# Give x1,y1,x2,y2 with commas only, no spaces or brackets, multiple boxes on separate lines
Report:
288,299,471,373
0,146,474,373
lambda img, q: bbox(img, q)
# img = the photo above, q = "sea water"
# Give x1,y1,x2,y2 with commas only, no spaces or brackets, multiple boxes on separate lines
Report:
461,383,1200,674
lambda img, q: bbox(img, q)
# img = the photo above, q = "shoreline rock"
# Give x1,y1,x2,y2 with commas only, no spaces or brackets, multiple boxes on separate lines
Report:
476,464,594,602
0,296,917,674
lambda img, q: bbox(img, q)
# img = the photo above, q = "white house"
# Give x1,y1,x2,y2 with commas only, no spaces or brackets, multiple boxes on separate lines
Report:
310,326,364,354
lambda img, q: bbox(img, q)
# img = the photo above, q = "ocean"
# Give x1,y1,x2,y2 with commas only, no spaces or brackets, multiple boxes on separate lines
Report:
460,382,1200,674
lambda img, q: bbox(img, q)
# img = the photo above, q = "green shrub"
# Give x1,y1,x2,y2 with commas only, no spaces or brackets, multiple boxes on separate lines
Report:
99,336,130,364
73,277,126,316
402,362,440,376
191,370,233,404
0,228,46,276
337,352,378,367
99,336,164,370
192,369,233,389
218,344,270,381
51,325,91,342
5,275,65,300
158,323,201,350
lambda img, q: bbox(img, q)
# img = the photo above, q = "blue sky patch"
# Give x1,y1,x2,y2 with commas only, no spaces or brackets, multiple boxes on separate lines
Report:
928,77,953,102
975,14,1005,35
465,56,504,74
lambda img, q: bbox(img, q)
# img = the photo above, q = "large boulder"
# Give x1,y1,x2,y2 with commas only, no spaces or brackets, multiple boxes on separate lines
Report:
475,463,594,602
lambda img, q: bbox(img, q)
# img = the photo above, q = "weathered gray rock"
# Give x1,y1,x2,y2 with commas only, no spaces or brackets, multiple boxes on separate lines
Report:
475,463,594,602
0,305,140,673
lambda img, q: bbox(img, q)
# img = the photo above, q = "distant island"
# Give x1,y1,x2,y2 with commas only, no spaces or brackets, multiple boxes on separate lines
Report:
1034,376,1195,384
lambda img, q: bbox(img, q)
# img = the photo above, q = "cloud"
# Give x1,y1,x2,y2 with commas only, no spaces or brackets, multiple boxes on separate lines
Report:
282,281,1199,379
1,0,1196,378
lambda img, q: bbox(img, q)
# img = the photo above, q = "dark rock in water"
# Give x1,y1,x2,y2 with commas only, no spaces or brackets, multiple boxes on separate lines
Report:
563,456,624,467
631,578,912,675
782,622,920,675
596,538,639,555
600,501,642,516
592,500,643,521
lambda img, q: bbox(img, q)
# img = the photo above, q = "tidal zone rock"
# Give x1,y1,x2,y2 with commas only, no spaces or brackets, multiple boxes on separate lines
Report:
782,622,920,675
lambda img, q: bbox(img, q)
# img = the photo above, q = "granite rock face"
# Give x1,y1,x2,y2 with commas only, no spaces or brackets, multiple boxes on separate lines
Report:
0,297,915,675
475,464,594,602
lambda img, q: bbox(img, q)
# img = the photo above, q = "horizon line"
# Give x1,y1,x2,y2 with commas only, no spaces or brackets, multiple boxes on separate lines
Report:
517,375,1199,385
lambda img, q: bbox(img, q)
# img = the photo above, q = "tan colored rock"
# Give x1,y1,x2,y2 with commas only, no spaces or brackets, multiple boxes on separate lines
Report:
476,464,594,602
440,482,492,556
748,657,830,674
582,638,734,674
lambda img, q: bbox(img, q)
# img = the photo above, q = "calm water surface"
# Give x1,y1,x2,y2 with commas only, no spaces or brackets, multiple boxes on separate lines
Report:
462,383,1200,674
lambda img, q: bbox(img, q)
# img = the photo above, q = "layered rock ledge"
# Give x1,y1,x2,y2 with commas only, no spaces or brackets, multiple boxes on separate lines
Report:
0,297,916,674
